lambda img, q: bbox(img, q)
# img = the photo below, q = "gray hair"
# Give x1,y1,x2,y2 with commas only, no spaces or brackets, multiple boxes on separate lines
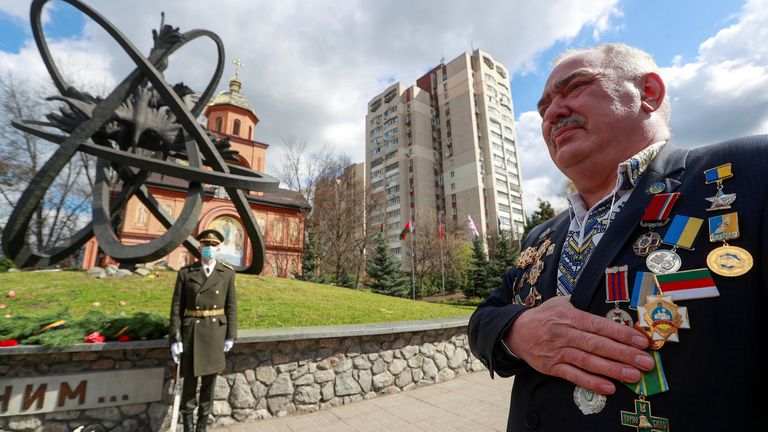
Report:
552,43,671,125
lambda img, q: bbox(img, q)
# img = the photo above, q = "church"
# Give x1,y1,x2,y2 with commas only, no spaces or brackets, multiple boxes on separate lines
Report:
82,72,309,277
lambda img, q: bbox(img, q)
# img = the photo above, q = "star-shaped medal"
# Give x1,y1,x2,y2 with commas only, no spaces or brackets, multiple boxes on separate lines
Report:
705,189,736,211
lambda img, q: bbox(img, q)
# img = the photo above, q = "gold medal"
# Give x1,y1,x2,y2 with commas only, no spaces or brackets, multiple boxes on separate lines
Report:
707,245,753,277
638,295,689,343
516,246,538,268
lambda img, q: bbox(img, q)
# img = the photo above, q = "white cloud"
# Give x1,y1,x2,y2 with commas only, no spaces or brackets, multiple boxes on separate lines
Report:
516,111,568,214
662,0,768,147
0,0,621,173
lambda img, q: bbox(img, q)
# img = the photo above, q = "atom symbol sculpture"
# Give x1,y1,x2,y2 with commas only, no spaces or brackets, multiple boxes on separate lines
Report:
1,0,279,273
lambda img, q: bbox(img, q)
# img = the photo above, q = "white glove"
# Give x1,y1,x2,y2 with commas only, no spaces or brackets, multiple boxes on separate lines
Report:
223,339,233,352
171,342,183,363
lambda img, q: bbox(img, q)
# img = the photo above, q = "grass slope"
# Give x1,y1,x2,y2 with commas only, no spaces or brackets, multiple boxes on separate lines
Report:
0,271,474,329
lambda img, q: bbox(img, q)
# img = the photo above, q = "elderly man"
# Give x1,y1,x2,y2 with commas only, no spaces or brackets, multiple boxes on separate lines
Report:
169,229,237,432
469,43,765,431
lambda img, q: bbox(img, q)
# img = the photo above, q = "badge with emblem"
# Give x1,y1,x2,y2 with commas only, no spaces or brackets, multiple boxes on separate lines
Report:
523,286,542,307
705,212,753,277
574,386,607,415
647,182,666,194
638,295,690,343
604,265,632,326
515,246,538,269
633,193,680,257
704,163,736,211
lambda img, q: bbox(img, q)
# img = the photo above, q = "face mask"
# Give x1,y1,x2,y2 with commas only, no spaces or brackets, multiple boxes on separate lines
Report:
201,246,218,260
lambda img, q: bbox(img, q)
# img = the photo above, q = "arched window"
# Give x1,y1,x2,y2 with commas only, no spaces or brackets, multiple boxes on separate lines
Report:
233,119,241,136
214,117,222,133
248,126,252,139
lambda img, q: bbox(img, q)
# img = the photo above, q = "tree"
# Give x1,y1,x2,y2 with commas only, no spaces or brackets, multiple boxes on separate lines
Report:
522,199,556,239
366,235,409,298
487,229,519,292
463,236,491,298
295,228,321,282
0,74,94,267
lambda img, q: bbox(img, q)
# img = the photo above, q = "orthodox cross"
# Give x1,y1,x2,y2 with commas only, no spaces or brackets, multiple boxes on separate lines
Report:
620,399,669,432
232,58,245,80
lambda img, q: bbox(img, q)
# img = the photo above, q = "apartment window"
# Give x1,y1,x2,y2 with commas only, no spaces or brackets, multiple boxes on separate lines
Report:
451,208,457,215
448,159,454,167
484,73,496,84
499,203,511,212
385,162,399,172
451,194,456,202
385,150,398,160
450,171,455,178
451,183,456,190
387,209,401,218
392,247,401,255
387,196,401,206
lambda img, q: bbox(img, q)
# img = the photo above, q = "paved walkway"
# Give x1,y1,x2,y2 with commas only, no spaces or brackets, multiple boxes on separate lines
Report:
211,372,513,432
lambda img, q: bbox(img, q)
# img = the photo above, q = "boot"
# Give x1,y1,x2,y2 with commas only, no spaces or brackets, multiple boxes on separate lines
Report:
195,414,208,432
182,414,194,432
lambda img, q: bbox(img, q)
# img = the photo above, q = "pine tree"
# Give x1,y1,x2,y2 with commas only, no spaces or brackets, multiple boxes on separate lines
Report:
463,236,491,298
297,229,320,282
366,235,409,298
523,199,556,239
487,229,518,292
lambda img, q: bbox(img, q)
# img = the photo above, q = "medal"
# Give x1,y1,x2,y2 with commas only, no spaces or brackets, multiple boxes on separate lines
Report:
574,386,606,415
633,193,680,257
638,295,689,343
707,245,753,277
620,396,669,432
645,249,681,274
645,214,703,273
516,246,537,268
704,163,736,211
527,260,545,285
633,232,661,256
634,322,664,350
523,286,542,307
705,212,753,277
605,266,632,326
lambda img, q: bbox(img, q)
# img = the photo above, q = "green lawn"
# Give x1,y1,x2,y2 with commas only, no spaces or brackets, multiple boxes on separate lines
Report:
0,270,474,329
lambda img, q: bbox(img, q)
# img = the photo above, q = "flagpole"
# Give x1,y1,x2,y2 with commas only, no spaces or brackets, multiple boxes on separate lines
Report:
410,220,416,300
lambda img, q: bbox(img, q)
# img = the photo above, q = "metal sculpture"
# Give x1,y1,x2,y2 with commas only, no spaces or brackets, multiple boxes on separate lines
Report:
1,0,279,273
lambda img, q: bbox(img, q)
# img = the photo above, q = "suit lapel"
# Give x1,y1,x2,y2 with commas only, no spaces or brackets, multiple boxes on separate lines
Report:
570,143,689,310
188,262,206,295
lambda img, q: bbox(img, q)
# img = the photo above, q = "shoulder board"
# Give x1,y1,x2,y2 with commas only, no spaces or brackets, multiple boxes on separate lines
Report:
220,262,234,270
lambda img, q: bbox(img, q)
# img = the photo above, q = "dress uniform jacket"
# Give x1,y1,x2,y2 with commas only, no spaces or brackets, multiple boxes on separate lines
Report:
468,136,768,431
170,261,237,377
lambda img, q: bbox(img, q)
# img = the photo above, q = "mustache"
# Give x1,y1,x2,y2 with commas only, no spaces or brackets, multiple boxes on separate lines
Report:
550,118,586,144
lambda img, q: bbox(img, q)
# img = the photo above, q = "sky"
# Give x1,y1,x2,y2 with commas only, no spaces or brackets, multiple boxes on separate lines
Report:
1,0,766,215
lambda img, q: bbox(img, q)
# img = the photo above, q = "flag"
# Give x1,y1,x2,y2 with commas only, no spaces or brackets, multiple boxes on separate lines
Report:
438,221,445,241
378,223,385,238
400,221,412,240
467,215,479,237
654,268,720,301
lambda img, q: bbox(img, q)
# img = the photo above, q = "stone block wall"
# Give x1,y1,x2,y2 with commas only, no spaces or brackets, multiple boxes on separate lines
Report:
0,318,483,431
213,327,485,427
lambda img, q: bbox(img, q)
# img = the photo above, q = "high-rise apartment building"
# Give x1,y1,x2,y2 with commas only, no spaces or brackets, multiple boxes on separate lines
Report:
365,49,525,261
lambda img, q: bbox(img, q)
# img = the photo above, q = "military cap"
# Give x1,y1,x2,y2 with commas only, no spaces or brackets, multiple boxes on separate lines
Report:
197,229,224,245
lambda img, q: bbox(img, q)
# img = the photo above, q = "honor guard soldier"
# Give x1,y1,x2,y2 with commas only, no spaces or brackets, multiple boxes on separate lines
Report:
169,229,237,432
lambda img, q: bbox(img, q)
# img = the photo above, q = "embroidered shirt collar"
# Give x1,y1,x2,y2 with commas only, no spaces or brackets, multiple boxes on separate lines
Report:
567,141,666,223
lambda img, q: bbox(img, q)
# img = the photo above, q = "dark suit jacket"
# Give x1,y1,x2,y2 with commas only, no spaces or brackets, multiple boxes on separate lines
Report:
170,261,237,377
469,136,768,431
